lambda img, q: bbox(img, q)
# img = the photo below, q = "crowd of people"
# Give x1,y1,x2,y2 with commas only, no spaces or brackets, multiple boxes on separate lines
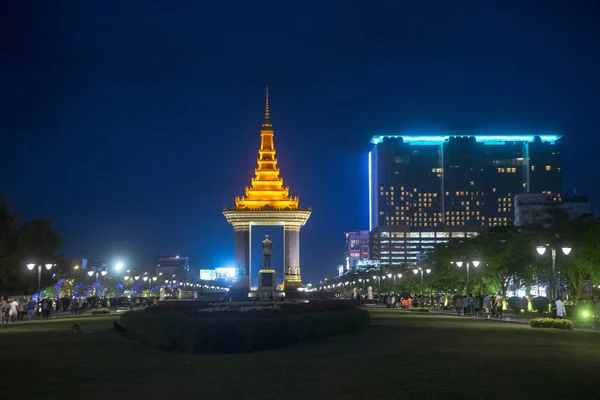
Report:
0,296,42,323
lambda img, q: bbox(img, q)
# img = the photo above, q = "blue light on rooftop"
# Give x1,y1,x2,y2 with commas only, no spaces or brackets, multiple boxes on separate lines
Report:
371,134,562,145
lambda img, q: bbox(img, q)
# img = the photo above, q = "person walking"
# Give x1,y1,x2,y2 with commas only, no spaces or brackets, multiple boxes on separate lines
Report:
483,294,492,319
8,297,18,323
474,295,483,317
455,295,463,315
494,293,504,318
0,296,7,323
555,297,567,319
18,298,27,321
27,298,36,321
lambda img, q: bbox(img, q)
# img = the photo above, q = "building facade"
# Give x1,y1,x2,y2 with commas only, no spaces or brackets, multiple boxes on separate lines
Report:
514,193,591,226
344,230,370,270
156,255,189,278
368,133,563,266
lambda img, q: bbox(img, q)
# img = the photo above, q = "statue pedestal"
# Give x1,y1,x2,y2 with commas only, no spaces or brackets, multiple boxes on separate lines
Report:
229,276,250,300
257,269,277,300
284,274,303,291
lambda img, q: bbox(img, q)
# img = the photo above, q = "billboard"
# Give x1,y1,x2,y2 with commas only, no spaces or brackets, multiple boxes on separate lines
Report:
199,269,217,281
215,267,236,279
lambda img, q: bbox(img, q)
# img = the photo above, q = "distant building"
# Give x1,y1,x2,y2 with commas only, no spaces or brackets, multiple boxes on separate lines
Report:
514,193,591,226
367,133,563,266
344,230,370,270
156,255,189,278
369,226,479,267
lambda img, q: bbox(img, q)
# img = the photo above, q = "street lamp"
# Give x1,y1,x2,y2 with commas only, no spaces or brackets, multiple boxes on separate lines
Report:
373,275,381,293
412,267,431,296
388,273,402,293
115,262,124,274
87,267,108,297
536,244,572,300
455,260,480,294
142,275,157,295
26,263,54,302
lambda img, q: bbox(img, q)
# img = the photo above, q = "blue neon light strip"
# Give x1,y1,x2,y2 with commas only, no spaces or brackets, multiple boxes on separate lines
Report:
368,151,372,232
370,134,562,145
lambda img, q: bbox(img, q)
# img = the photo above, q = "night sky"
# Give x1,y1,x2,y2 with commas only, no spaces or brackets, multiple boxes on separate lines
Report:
1,1,599,283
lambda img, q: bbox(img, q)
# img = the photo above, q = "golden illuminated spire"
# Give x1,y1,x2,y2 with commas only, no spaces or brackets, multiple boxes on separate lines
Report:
263,85,271,129
235,88,299,210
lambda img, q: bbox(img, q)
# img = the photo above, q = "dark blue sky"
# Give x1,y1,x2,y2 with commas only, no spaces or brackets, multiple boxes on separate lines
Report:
1,1,599,283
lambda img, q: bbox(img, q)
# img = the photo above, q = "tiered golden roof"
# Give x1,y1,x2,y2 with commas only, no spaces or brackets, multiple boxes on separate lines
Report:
235,87,300,210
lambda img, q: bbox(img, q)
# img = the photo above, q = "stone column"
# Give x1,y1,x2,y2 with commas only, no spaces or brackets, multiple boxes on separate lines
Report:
284,227,302,287
234,226,250,288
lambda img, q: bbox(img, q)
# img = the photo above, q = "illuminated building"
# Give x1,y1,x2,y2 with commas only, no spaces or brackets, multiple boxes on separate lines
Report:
514,193,590,226
156,255,189,278
344,230,370,270
223,87,311,291
368,133,563,266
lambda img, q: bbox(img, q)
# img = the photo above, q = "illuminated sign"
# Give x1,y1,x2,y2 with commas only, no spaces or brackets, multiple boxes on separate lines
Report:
199,269,216,281
215,267,236,279
371,134,562,145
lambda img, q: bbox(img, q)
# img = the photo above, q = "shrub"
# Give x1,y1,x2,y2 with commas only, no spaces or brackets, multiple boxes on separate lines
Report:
408,308,430,313
120,308,371,353
530,297,550,314
91,307,111,315
530,318,573,330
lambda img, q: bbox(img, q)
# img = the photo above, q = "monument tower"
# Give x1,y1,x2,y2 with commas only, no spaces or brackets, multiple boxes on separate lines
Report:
223,87,311,294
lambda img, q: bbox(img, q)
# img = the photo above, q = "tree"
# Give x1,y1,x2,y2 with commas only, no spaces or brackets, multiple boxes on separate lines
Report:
427,240,464,294
468,227,534,299
0,196,65,294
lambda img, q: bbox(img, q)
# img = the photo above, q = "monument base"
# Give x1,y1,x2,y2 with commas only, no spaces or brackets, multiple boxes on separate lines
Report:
284,274,304,291
228,278,251,300
257,269,277,300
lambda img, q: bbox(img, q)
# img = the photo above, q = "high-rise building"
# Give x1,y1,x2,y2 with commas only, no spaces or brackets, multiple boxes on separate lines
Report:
344,230,370,270
514,193,590,226
368,133,562,266
156,255,189,278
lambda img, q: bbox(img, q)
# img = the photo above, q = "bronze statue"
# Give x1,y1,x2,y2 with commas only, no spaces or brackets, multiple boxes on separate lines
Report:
262,234,272,269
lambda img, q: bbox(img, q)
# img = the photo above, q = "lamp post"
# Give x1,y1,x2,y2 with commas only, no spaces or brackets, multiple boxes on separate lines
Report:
372,275,381,293
388,273,402,293
27,263,54,301
412,267,431,296
87,267,108,297
536,245,572,301
142,275,157,295
72,264,79,280
455,260,480,294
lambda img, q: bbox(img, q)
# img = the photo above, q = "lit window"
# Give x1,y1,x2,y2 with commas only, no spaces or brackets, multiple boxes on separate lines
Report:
522,183,526,188
545,165,551,171
470,181,474,186
531,165,535,171
493,188,496,193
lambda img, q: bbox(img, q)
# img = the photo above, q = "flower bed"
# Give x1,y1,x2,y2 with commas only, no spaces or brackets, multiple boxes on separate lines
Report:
120,302,370,353
529,318,573,330
408,308,430,313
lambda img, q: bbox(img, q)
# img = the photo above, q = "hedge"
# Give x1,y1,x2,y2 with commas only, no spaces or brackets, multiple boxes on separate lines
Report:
408,308,430,313
91,307,111,315
120,308,370,353
530,318,573,330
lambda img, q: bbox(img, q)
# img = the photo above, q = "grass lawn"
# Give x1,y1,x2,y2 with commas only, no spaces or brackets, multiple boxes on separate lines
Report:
1,310,599,400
